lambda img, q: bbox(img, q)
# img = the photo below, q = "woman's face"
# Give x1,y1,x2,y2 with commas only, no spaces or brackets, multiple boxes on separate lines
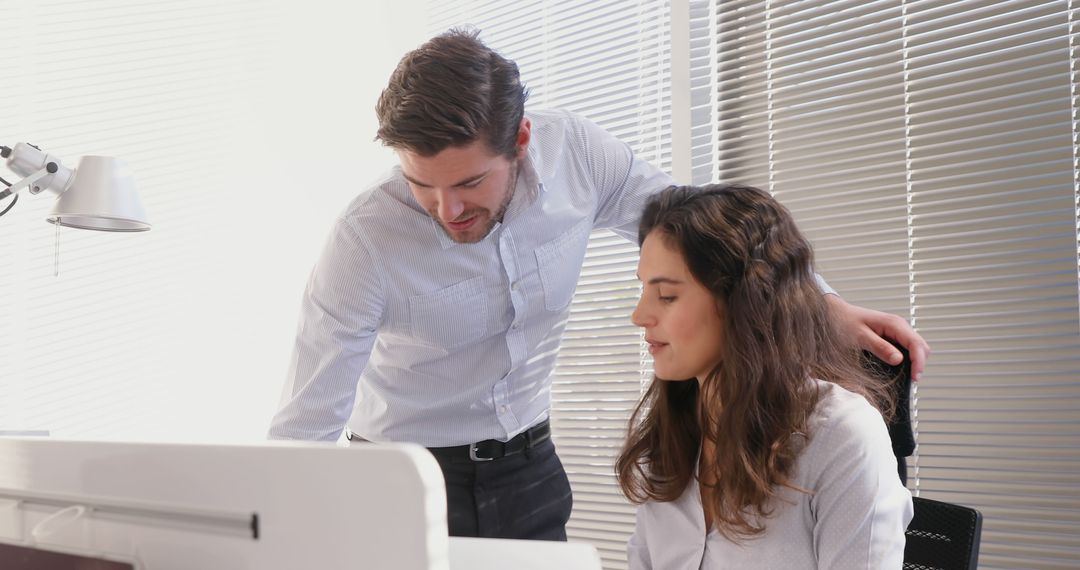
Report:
631,230,726,383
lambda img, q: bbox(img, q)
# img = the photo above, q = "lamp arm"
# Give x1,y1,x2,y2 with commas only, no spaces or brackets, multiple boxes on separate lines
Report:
3,163,60,199
2,143,75,198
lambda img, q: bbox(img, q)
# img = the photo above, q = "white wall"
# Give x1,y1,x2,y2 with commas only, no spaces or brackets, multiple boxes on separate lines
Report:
0,1,427,442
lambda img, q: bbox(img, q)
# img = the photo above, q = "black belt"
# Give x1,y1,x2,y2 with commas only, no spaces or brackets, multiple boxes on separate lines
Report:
427,419,551,462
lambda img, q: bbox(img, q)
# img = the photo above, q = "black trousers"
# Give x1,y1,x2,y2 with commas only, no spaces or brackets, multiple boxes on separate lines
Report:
429,438,573,541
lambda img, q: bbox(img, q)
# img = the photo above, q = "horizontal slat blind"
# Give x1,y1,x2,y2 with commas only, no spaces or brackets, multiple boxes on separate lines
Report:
714,0,772,187
715,0,912,316
714,1,1080,567
906,2,1080,567
429,3,672,568
1,0,279,437
690,0,716,184
0,1,30,432
773,0,911,317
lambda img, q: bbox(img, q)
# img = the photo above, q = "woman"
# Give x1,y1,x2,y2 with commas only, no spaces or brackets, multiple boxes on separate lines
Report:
618,184,913,569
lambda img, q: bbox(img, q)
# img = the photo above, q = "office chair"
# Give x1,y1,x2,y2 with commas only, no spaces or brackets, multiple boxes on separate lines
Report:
861,341,915,484
862,341,984,570
903,496,984,570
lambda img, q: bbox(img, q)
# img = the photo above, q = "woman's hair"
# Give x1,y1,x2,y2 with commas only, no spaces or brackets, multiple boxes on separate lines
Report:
376,28,529,158
615,184,895,539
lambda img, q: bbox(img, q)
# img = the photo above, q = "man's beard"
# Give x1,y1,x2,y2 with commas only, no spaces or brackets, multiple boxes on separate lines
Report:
434,160,518,244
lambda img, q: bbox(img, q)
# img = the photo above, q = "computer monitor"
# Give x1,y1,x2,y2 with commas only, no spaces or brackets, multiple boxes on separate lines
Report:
0,438,449,569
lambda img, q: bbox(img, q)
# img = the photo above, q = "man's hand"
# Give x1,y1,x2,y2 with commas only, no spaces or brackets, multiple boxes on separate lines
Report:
826,295,931,381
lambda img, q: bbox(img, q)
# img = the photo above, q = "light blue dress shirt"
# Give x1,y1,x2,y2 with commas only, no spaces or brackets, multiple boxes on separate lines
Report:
268,109,835,447
269,110,674,446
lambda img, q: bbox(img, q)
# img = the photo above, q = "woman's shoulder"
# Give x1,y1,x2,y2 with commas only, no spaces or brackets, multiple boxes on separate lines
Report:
806,379,892,459
811,379,886,426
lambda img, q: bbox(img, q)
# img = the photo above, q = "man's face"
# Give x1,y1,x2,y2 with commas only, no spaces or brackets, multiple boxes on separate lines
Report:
399,140,522,244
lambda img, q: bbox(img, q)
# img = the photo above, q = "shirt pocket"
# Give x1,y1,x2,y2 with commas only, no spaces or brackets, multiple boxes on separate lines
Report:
534,218,592,312
408,276,488,349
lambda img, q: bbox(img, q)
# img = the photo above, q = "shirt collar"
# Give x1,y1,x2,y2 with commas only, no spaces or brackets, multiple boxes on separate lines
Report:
522,144,545,195
433,217,459,250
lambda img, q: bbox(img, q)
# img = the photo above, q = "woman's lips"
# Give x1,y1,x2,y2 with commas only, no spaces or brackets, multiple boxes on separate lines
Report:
646,339,668,355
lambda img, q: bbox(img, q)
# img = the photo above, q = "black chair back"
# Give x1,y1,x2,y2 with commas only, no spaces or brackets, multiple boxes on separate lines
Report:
903,496,983,570
860,341,983,569
861,341,915,484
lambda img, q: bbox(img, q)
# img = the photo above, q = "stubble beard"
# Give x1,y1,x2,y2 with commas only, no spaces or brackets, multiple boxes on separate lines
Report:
438,160,519,244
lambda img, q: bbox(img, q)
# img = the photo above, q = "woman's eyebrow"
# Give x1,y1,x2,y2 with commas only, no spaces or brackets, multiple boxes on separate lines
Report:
641,276,683,285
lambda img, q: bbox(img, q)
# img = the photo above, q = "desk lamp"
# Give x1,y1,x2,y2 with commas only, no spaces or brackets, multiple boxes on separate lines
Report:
0,142,150,231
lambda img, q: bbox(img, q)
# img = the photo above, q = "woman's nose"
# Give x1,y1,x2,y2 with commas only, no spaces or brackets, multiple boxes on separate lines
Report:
631,298,650,328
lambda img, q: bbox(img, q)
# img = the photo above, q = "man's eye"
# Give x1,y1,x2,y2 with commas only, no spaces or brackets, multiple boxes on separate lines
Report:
659,296,676,303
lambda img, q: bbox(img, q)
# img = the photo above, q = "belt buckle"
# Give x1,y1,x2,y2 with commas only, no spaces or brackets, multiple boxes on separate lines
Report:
469,444,495,462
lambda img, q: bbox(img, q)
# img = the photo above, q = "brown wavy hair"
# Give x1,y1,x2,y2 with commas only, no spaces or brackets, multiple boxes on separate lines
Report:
615,184,895,540
375,28,529,158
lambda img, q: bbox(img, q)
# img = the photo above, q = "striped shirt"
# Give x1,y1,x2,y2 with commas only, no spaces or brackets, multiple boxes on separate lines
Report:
268,110,673,446
268,109,834,446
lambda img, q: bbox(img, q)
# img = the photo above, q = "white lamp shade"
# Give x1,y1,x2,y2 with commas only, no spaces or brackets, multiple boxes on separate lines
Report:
46,156,150,232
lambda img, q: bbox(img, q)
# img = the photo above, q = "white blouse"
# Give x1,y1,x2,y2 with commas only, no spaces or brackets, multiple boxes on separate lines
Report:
627,380,914,569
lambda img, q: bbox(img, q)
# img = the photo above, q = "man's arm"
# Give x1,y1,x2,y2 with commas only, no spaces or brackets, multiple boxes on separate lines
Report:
268,218,386,441
572,112,932,375
571,113,675,241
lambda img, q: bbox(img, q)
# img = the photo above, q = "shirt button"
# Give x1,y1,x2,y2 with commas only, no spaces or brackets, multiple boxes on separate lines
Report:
511,281,520,291
511,322,519,330
500,405,509,413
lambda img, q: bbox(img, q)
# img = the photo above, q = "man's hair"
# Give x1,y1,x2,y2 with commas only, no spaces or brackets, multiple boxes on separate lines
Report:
376,28,529,158
616,184,896,540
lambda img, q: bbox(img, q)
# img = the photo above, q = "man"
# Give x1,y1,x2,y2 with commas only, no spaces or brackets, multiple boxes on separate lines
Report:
268,29,930,541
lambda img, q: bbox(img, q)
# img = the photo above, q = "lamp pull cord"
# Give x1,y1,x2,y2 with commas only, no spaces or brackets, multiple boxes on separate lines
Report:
55,218,61,277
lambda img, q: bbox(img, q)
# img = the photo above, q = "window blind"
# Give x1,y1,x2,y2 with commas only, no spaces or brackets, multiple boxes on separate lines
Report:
0,2,28,428
0,0,281,438
428,3,672,568
690,0,717,185
713,1,1080,567
714,0,912,314
0,1,427,443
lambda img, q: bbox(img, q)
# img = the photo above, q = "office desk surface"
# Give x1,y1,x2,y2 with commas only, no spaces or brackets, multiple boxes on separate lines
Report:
449,536,603,570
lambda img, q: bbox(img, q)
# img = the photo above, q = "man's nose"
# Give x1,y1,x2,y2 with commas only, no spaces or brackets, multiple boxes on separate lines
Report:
436,189,465,222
